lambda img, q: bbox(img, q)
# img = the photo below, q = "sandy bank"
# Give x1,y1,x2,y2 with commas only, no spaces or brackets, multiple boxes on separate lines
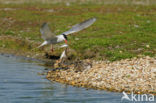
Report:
47,56,156,95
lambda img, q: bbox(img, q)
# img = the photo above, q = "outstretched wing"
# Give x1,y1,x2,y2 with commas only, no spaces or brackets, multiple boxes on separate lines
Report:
62,17,96,35
40,23,56,41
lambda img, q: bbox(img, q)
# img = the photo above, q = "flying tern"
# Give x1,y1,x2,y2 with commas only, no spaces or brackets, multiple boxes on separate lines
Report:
38,17,96,51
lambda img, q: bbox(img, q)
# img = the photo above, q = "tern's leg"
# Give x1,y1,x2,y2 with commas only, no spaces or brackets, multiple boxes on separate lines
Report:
51,45,54,52
65,48,68,56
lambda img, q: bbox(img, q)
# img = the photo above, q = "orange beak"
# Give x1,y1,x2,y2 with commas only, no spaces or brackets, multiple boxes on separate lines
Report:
64,39,68,44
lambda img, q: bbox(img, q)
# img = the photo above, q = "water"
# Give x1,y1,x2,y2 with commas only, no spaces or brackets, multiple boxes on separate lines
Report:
0,55,154,103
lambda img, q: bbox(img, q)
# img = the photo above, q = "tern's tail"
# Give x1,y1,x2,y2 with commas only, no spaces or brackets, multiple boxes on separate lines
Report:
37,41,48,48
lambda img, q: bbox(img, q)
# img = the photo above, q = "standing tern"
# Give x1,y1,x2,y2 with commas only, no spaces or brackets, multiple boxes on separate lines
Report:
38,17,96,51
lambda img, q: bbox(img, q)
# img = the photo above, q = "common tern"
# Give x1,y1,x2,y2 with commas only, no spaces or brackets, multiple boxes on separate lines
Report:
38,17,96,51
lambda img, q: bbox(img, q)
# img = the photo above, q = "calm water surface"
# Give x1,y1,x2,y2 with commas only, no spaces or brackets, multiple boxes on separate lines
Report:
0,55,151,103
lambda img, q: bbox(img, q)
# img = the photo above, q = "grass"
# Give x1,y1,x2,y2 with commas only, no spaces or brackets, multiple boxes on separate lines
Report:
0,2,155,61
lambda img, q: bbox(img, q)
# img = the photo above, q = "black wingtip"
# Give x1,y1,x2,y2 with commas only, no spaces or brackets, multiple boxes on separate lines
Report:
41,22,48,28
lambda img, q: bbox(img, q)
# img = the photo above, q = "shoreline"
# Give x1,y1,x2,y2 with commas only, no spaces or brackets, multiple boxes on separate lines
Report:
0,47,156,95
0,35,155,95
47,56,156,95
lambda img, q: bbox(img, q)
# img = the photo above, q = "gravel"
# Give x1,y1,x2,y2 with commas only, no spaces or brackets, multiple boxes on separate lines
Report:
47,56,156,95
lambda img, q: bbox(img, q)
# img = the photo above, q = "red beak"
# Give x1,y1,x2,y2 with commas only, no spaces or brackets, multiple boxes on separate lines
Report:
65,39,68,44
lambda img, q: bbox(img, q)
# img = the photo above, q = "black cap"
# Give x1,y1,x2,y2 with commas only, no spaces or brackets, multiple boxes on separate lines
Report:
62,34,68,40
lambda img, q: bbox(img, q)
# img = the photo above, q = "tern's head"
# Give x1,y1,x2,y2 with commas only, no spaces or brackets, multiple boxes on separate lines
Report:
62,34,68,41
62,34,68,44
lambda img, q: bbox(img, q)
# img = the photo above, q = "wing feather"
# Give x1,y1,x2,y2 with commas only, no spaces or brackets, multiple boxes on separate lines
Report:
62,17,96,35
40,23,56,41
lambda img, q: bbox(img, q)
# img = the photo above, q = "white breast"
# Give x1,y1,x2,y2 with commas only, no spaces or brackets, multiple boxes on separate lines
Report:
56,35,65,42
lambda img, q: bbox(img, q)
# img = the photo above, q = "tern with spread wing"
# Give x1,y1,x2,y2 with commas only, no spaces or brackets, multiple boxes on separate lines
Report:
38,17,96,51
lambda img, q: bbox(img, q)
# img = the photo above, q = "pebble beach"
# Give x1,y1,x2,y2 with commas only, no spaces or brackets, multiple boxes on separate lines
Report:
47,56,156,95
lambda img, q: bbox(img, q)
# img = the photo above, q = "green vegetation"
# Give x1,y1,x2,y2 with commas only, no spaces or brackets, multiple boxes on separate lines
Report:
0,2,155,61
